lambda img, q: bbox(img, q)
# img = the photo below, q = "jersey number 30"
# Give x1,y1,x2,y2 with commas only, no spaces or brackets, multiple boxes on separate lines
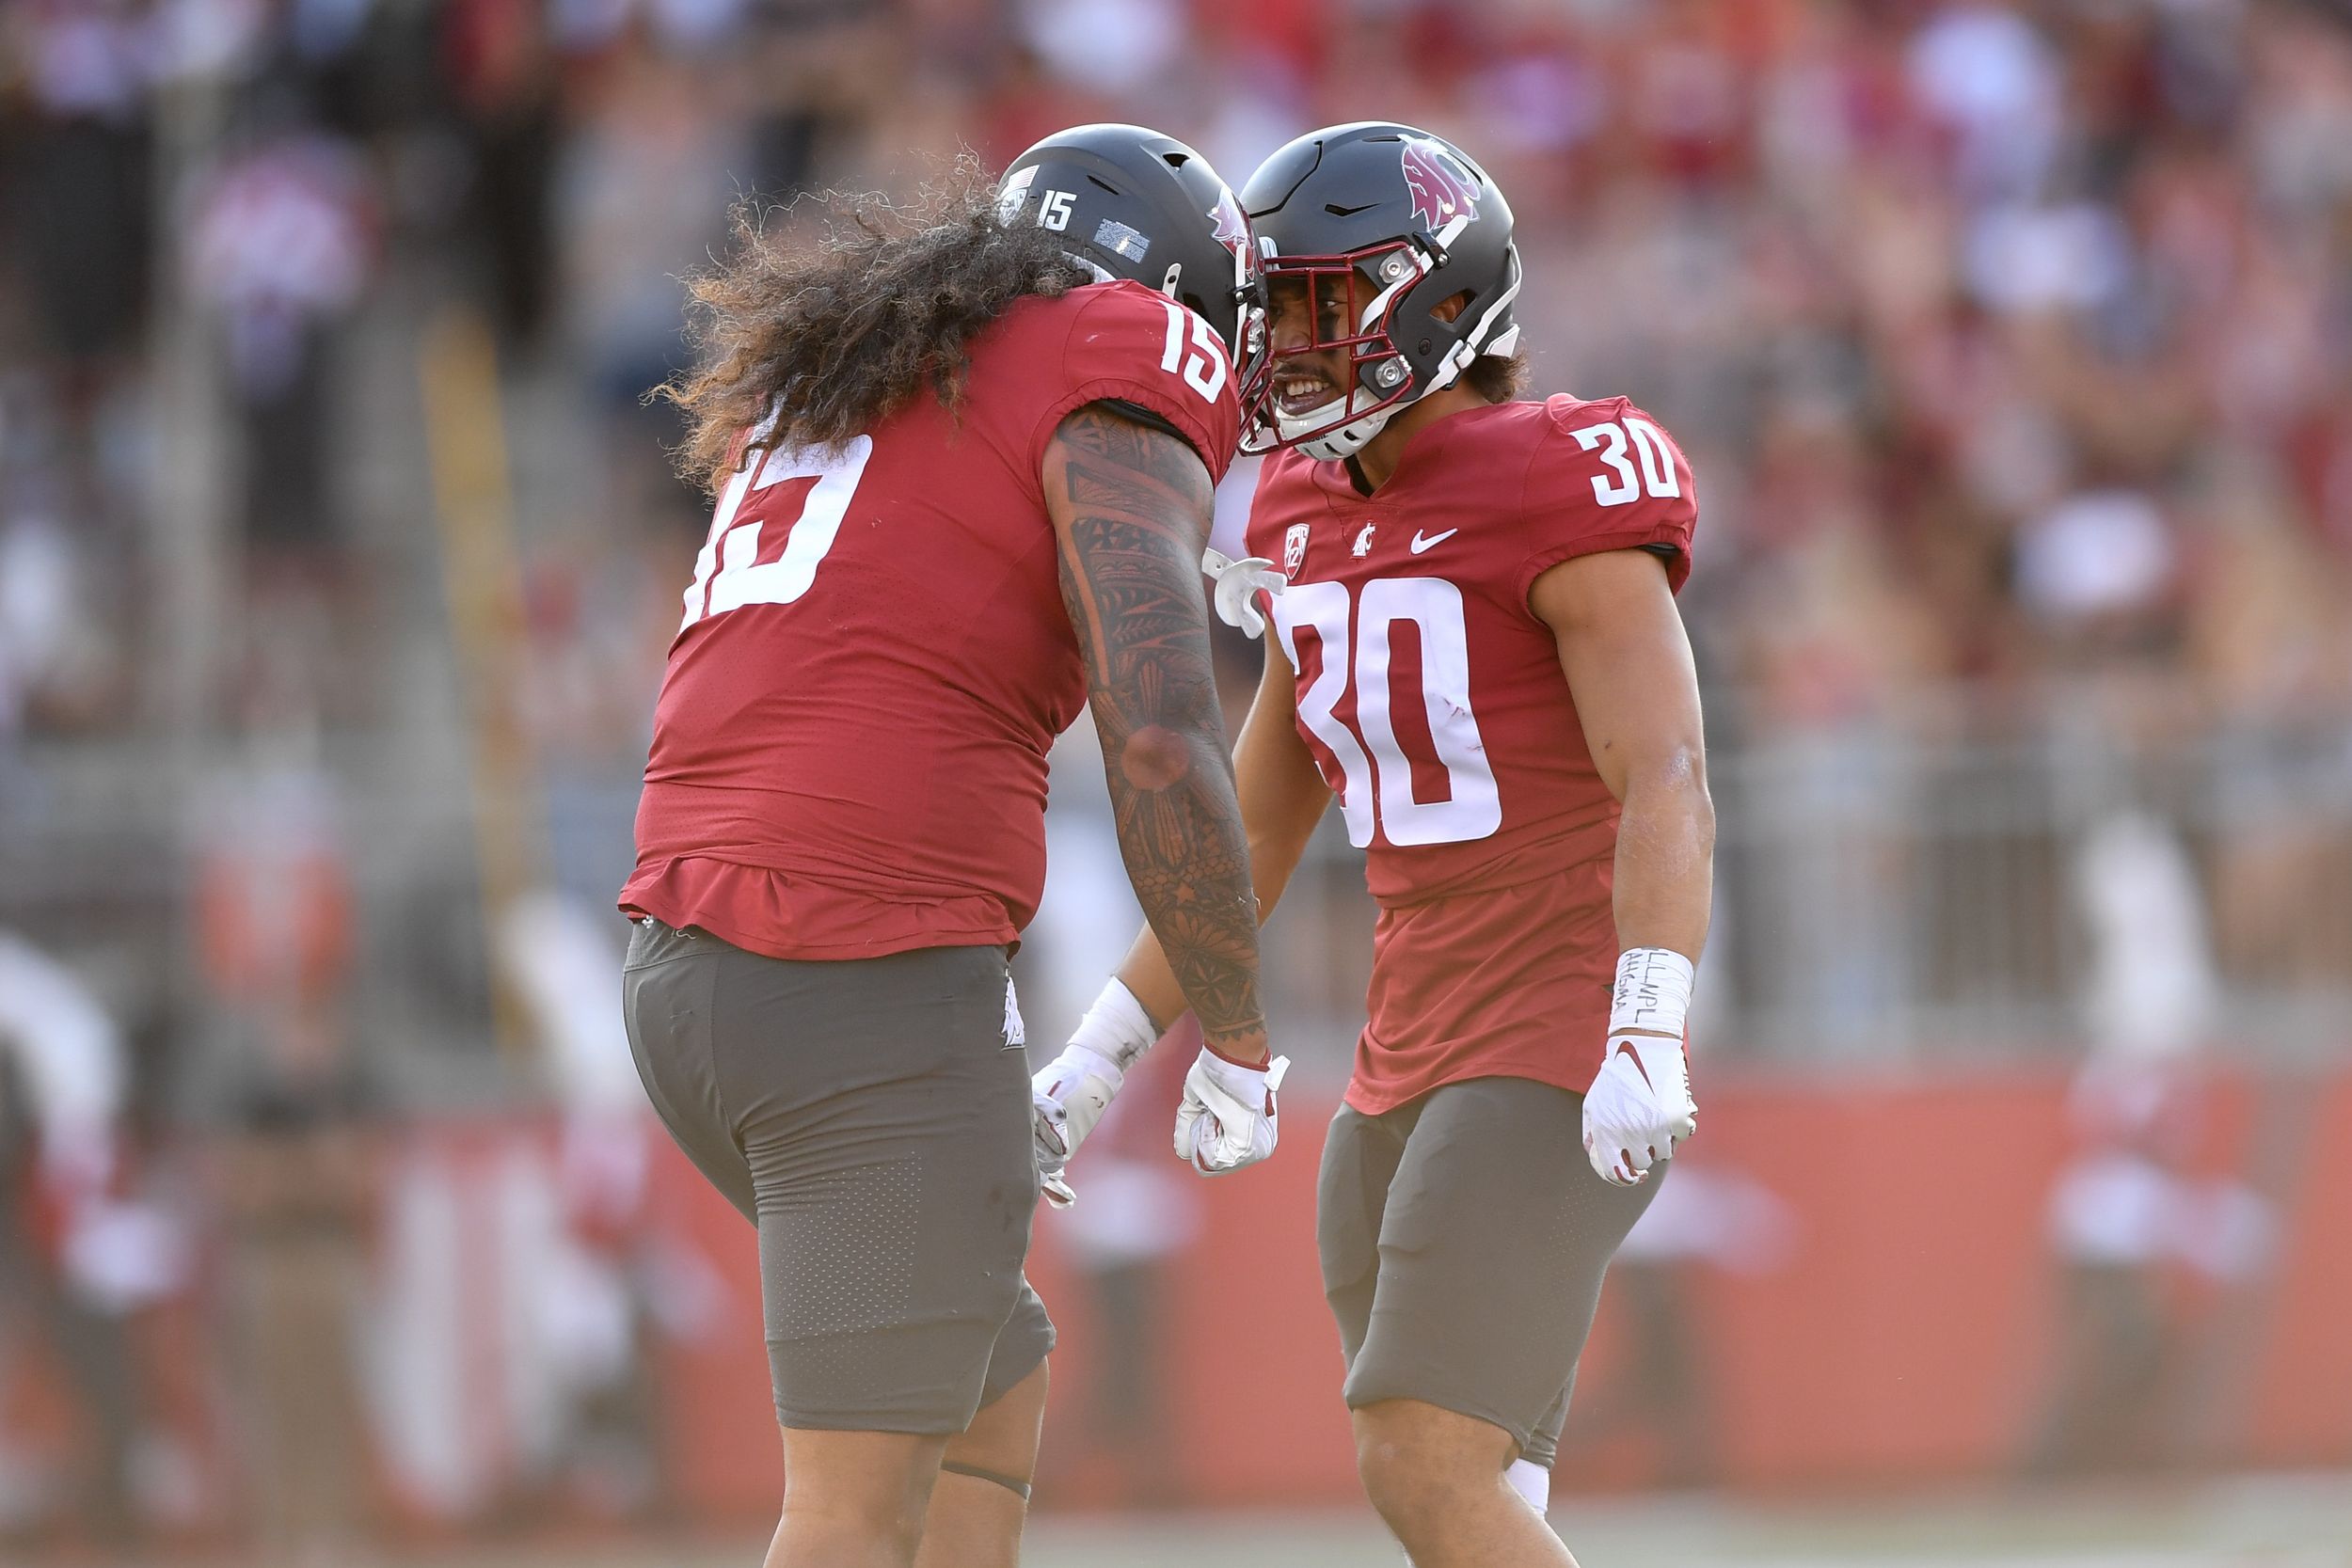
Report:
1276,578,1502,848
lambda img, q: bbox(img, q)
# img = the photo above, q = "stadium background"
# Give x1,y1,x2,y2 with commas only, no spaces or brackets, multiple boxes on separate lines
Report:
3,0,2351,1562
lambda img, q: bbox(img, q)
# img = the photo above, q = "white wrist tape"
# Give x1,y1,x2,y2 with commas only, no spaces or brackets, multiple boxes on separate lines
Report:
1072,977,1160,1072
1610,947,1695,1038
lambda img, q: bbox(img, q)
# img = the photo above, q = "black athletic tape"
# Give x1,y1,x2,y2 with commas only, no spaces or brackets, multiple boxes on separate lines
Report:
940,1460,1033,1501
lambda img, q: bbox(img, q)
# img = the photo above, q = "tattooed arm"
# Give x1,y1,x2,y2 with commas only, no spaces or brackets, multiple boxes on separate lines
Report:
1110,634,1330,1032
1043,403,1268,1064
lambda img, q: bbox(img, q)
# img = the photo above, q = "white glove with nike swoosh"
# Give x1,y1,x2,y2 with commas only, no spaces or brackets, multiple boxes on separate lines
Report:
1031,979,1158,1208
1173,1044,1290,1175
1200,547,1286,639
1583,948,1699,1187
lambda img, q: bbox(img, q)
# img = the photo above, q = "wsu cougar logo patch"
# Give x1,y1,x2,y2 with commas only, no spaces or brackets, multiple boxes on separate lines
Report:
1401,136,1479,231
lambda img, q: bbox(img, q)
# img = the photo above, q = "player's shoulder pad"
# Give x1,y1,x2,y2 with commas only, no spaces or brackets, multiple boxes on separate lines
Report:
1061,277,1208,347
1008,279,1174,369
1508,393,1698,597
1524,394,1696,525
1050,279,1240,481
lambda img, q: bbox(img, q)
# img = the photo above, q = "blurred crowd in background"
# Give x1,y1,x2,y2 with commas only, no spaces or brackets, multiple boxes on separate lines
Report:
2,0,2350,1558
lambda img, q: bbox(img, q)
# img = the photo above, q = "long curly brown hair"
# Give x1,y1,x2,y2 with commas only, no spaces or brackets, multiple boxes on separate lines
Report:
660,161,1090,489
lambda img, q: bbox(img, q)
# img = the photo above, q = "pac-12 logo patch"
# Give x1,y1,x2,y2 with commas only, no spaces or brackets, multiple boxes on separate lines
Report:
1401,136,1479,231
1283,522,1311,576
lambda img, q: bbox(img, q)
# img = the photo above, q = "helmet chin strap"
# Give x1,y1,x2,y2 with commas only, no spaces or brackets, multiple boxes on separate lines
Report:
1282,338,1503,461
1285,387,1395,461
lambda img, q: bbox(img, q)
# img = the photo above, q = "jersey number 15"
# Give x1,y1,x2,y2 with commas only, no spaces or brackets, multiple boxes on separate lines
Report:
679,435,875,630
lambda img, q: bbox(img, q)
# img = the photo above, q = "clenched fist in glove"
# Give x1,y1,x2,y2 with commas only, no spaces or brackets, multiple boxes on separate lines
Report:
1173,1043,1289,1175
1583,947,1699,1187
1031,979,1158,1208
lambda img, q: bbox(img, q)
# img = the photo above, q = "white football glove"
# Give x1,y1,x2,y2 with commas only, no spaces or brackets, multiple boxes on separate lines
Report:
1582,1033,1696,1187
1031,979,1158,1208
1200,547,1286,638
1173,1046,1289,1175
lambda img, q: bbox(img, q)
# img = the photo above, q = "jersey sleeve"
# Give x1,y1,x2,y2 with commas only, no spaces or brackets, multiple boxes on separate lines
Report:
1510,396,1698,610
1027,281,1244,484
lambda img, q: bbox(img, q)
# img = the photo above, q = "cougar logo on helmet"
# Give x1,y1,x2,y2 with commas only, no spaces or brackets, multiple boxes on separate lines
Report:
995,164,1040,224
1401,136,1479,231
1209,185,1249,265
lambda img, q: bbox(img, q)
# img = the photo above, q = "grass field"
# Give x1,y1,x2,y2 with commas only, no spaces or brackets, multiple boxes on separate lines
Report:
1022,1474,2352,1566
123,1472,2347,1568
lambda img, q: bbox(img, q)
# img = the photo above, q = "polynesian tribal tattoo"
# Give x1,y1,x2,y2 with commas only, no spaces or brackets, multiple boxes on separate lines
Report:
1046,404,1268,1059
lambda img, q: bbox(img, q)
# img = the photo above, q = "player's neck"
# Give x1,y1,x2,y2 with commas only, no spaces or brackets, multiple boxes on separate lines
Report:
1348,384,1495,493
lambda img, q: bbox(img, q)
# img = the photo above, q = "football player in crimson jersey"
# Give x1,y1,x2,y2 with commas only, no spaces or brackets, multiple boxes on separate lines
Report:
1032,123,1713,1567
618,126,1286,1568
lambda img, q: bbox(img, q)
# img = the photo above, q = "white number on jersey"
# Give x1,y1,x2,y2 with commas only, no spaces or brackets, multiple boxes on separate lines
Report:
679,434,875,629
1568,418,1681,507
1157,299,1229,403
1274,578,1502,848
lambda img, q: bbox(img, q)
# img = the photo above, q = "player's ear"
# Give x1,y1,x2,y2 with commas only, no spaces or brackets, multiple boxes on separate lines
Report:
1430,290,1472,325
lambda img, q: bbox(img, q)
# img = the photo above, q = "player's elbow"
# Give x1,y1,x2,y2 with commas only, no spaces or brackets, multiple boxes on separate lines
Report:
1623,745,1713,847
1117,724,1196,791
1100,670,1223,792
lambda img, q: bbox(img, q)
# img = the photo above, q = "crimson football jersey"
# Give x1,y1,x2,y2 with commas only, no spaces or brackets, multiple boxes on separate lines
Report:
1242,394,1697,1114
622,280,1242,960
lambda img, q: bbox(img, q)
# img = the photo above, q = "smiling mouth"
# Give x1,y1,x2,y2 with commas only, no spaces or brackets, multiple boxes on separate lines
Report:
1273,372,1339,417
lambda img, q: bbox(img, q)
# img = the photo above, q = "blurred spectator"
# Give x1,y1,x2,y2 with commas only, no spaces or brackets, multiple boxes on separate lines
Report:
2073,811,2217,1060
0,932,184,1544
4,0,155,383
443,0,564,352
190,747,373,1559
2027,1061,2276,1477
183,89,376,563
191,746,356,1102
492,889,666,1520
0,508,97,740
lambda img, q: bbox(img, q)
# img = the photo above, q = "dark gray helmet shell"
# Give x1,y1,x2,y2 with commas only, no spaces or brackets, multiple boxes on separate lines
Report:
1240,121,1520,427
999,122,1261,362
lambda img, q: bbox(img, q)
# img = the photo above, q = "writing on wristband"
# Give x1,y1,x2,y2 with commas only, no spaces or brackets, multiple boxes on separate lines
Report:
1610,947,1696,1038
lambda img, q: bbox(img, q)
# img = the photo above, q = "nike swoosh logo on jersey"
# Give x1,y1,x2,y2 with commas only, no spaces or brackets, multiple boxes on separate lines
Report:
1409,529,1458,554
